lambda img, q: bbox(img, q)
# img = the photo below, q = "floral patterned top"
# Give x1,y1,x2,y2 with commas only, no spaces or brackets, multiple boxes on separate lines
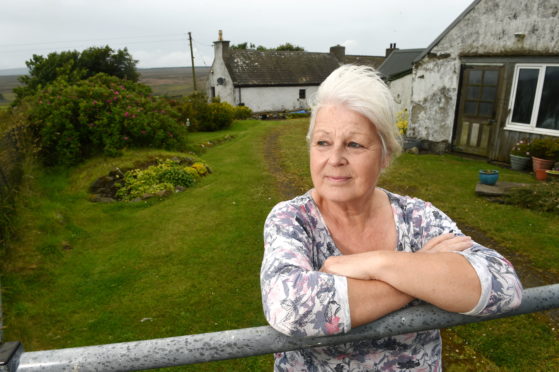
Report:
260,190,523,372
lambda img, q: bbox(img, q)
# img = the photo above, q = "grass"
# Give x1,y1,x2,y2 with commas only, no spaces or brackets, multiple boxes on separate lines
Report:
2,119,278,370
2,118,558,371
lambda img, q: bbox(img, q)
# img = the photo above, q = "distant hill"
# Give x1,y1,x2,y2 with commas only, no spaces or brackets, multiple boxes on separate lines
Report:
0,68,28,76
138,66,210,97
0,66,211,105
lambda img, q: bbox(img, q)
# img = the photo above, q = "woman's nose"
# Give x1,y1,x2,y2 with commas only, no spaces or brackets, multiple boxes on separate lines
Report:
328,145,347,166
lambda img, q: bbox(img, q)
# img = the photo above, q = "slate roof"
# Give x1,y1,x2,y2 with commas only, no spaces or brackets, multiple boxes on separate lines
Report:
377,48,424,80
226,50,341,87
225,49,386,87
344,55,385,68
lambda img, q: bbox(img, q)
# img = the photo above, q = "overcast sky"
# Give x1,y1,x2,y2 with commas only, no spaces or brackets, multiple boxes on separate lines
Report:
0,0,474,71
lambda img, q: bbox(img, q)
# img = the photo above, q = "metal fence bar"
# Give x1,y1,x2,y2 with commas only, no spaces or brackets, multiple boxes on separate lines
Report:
8,284,559,372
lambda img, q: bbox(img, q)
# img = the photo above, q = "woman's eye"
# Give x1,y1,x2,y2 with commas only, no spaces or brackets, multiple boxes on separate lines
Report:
348,142,363,148
316,140,329,146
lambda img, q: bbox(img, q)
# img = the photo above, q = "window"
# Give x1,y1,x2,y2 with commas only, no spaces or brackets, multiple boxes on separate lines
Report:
299,89,306,99
506,64,559,135
211,87,216,98
463,69,499,118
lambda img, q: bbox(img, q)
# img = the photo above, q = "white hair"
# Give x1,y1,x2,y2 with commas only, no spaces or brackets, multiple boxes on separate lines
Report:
307,64,402,165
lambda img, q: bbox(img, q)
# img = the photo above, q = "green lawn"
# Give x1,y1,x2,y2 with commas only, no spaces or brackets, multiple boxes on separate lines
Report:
2,118,558,371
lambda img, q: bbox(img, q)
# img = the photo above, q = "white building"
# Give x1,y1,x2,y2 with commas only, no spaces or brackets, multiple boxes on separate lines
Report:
408,0,559,160
208,33,386,113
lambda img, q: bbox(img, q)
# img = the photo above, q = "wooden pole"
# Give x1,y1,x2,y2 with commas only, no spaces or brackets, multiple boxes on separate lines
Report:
188,32,197,91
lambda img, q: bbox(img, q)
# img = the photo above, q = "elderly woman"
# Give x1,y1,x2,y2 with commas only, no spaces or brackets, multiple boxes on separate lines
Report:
260,65,523,371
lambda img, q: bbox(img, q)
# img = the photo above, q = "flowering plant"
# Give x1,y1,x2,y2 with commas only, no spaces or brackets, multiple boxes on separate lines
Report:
510,139,530,157
395,109,409,136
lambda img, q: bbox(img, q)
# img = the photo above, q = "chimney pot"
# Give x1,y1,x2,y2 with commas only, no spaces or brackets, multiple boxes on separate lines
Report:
218,30,223,41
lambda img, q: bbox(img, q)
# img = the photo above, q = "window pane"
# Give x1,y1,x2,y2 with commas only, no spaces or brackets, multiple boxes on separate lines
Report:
469,70,482,84
465,101,477,115
511,68,539,124
482,87,497,101
467,86,480,99
484,70,499,85
536,66,559,130
479,102,493,116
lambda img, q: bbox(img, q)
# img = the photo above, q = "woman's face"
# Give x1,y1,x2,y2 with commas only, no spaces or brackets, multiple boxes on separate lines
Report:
310,104,384,205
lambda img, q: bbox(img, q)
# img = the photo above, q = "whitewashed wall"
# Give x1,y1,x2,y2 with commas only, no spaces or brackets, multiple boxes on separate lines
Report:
410,0,559,142
207,43,235,104
388,74,413,117
238,86,318,112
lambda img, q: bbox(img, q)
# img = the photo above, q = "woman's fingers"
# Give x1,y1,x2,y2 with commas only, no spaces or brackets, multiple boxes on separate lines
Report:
422,234,472,253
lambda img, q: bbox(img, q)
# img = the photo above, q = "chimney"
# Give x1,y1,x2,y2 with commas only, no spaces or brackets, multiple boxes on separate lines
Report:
385,43,398,57
214,30,230,61
330,45,346,62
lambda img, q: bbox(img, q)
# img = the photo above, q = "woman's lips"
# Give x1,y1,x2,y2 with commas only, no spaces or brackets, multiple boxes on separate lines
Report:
326,176,351,182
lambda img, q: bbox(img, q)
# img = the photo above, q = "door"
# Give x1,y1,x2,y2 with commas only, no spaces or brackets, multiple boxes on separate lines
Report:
453,66,503,156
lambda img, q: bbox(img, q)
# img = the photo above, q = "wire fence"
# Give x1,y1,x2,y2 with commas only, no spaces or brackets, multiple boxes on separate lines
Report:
1,284,558,372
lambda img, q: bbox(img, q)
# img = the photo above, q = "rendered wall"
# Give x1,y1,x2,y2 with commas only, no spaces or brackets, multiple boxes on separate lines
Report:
410,0,559,142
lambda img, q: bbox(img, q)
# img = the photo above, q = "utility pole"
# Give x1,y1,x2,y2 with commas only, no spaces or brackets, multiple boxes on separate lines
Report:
188,32,197,91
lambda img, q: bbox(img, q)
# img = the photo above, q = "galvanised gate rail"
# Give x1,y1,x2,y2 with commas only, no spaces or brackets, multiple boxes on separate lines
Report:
1,284,558,372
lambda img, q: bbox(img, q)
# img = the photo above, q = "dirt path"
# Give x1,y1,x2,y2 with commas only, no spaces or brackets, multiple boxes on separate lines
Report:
262,125,306,200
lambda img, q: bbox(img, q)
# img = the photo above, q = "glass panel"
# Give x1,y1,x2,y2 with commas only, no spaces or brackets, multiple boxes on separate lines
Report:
483,70,499,85
536,66,559,130
468,70,482,84
479,102,493,116
464,101,477,115
511,68,539,124
467,86,480,99
482,87,497,101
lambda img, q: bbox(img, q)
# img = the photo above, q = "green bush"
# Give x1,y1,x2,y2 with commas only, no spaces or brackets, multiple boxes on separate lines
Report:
26,74,188,166
233,105,253,120
115,158,208,201
505,182,559,214
528,138,559,160
174,93,235,132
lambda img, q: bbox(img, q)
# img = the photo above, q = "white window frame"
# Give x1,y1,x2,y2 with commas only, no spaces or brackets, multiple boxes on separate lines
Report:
505,63,559,137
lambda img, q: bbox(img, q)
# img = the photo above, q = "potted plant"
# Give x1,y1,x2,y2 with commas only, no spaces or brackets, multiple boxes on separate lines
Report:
528,138,559,171
509,138,531,171
479,169,499,185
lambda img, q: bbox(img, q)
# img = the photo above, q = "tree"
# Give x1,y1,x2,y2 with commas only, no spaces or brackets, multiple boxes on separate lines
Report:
275,43,304,51
14,46,139,104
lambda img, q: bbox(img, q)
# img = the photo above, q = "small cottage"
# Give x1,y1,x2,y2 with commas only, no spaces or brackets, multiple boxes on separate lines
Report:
377,46,424,113
408,0,559,160
207,32,386,113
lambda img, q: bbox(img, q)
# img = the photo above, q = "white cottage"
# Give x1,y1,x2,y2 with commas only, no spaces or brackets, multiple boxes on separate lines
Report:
208,32,386,113
377,46,424,114
409,0,559,160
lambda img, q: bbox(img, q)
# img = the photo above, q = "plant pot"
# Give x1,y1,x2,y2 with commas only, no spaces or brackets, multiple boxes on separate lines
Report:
535,169,548,181
479,170,499,185
403,137,421,150
532,156,555,171
509,154,530,171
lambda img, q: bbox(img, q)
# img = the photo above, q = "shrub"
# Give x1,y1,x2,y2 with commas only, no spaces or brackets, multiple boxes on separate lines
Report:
175,93,234,132
115,158,209,201
528,138,559,160
233,105,253,120
505,183,559,214
26,74,187,166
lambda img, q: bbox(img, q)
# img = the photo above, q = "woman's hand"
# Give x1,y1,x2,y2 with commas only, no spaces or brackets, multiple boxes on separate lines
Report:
420,233,472,253
320,253,376,280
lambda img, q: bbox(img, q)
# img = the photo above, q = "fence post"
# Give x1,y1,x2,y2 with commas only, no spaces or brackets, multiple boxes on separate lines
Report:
0,342,23,372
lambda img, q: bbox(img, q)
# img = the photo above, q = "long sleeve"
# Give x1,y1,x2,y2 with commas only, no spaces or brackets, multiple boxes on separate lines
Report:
413,198,523,316
260,200,351,337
